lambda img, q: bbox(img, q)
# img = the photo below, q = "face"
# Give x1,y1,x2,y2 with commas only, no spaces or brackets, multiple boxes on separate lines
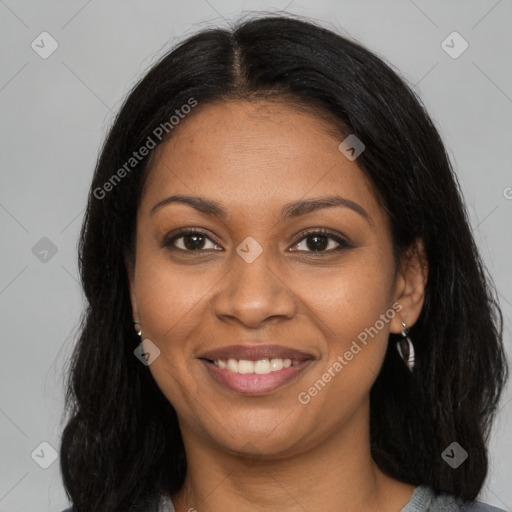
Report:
128,99,419,458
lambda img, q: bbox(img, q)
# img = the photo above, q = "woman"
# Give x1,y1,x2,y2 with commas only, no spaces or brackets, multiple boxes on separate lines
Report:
60,14,509,512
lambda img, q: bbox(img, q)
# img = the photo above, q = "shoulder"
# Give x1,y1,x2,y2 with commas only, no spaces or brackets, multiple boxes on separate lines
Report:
459,501,509,512
402,486,508,512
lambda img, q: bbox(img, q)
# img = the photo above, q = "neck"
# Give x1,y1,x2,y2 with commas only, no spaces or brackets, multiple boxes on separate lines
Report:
171,400,415,512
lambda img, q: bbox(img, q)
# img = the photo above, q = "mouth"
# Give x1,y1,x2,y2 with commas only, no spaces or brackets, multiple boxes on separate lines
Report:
198,344,315,395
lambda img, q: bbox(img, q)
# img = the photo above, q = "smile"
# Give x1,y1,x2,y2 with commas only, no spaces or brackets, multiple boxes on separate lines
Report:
200,357,313,394
213,357,300,374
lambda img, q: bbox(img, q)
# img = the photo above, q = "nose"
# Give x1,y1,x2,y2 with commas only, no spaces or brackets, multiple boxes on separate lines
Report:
212,247,297,329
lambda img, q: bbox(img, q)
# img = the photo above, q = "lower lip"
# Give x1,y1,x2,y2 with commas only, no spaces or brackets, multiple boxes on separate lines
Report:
200,359,313,395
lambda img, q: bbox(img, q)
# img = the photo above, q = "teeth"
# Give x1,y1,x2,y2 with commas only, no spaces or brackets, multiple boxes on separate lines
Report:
238,360,254,374
254,359,270,374
213,357,299,374
270,358,283,371
227,358,238,372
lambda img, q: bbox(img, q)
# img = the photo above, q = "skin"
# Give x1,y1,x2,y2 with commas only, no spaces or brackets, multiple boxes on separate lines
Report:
127,99,428,512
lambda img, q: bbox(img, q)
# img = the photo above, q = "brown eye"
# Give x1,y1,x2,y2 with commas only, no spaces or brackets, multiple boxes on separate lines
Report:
290,230,351,254
164,230,222,252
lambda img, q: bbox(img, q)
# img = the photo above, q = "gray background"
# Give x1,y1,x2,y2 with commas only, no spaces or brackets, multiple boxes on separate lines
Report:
0,1,511,511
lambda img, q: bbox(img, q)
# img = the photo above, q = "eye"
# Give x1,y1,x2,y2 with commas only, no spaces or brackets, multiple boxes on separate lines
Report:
163,228,351,255
289,229,351,254
163,229,222,252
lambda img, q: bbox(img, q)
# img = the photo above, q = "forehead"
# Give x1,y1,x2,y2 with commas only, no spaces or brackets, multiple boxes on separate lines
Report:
141,99,384,226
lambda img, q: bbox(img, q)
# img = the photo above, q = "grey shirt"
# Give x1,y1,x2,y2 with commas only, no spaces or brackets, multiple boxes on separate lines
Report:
156,485,508,512
399,485,507,512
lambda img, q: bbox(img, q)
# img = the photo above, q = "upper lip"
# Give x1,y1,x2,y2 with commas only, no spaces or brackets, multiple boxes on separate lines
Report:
198,344,315,362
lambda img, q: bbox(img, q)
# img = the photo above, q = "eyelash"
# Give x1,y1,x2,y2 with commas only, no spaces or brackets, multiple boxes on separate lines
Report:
162,228,352,255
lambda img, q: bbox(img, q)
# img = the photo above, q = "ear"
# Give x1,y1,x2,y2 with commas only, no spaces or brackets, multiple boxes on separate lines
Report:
390,238,428,334
124,251,140,326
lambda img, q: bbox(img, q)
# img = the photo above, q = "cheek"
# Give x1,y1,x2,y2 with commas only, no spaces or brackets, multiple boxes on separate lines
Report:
264,253,396,437
132,248,218,399
301,249,395,379
134,260,209,417
305,249,394,331
134,247,217,346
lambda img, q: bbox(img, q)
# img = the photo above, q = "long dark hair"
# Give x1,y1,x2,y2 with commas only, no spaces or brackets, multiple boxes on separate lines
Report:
60,13,509,511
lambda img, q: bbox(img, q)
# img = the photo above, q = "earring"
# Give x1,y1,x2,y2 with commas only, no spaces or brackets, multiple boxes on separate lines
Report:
133,321,142,337
396,321,415,372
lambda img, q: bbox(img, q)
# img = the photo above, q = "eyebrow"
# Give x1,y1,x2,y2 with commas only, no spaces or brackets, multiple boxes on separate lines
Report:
150,194,370,223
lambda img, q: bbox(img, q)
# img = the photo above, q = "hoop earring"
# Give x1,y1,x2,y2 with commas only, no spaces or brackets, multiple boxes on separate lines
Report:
397,321,415,372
